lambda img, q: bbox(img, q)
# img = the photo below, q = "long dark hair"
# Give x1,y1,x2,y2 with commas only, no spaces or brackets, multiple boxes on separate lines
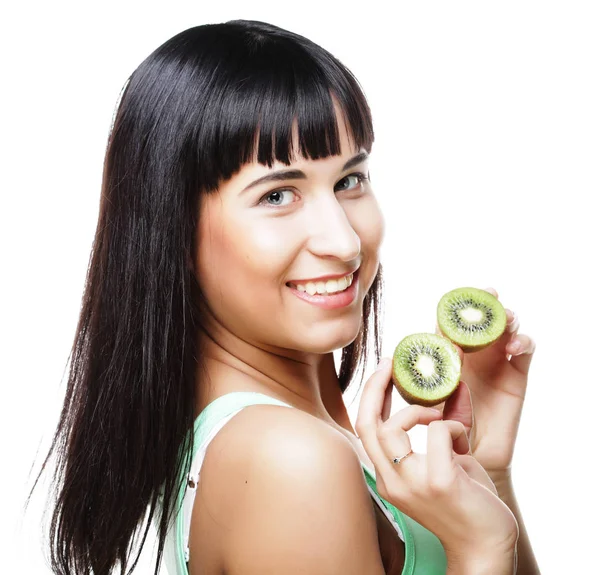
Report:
27,19,384,575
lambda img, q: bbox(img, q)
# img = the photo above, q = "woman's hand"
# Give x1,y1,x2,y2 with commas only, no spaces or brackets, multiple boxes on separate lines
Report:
435,287,536,483
355,359,519,561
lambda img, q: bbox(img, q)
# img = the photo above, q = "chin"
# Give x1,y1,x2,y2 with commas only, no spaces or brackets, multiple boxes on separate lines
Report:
299,315,363,354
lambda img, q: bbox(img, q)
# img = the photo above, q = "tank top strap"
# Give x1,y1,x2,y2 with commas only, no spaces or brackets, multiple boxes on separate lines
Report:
161,392,294,575
192,391,294,452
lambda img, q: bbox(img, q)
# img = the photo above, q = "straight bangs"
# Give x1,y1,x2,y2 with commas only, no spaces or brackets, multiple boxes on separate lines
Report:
184,21,375,193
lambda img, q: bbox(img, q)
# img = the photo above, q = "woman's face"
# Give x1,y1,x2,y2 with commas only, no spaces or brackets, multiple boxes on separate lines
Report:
195,108,384,359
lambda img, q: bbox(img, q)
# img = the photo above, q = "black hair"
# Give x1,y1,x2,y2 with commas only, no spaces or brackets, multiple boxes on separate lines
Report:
27,19,383,575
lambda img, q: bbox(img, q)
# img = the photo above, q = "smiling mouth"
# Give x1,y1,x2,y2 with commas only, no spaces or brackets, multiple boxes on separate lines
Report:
286,267,360,297
286,269,358,296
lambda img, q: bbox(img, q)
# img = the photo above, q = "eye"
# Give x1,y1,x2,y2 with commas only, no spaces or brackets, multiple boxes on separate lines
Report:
257,172,369,208
258,189,296,208
334,172,369,192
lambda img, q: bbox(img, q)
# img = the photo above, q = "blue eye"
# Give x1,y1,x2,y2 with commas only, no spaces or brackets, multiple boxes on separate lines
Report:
258,172,369,208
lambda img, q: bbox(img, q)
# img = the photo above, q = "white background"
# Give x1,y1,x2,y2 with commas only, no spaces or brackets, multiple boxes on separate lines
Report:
2,1,599,573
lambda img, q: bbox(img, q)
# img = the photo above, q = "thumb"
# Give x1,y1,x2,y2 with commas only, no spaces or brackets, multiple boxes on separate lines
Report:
442,380,474,440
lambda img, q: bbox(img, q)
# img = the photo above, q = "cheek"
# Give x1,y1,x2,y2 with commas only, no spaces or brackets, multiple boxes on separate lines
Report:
351,196,385,252
195,212,294,327
345,197,384,295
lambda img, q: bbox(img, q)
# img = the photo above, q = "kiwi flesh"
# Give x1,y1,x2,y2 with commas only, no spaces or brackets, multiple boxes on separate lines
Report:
392,333,462,407
437,287,507,352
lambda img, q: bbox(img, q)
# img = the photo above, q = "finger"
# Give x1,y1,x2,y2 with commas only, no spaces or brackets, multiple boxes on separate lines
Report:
382,381,393,421
427,420,470,482
378,404,444,453
441,381,474,441
503,310,520,360
356,358,396,469
506,309,520,334
356,358,393,429
377,405,443,472
505,308,515,326
508,334,536,375
483,287,499,299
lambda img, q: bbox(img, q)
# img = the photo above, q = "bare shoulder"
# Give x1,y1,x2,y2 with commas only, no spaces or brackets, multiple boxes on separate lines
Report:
188,403,386,575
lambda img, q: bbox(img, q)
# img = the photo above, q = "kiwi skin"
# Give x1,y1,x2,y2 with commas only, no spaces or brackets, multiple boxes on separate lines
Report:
391,333,462,407
437,287,507,353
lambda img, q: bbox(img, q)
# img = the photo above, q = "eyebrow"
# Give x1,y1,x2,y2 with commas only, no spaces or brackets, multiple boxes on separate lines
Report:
240,151,370,194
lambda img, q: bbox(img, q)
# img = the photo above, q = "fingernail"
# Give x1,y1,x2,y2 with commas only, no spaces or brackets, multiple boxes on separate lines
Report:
376,358,391,371
509,340,522,353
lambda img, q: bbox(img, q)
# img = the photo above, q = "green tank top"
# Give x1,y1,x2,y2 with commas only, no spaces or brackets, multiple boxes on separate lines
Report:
161,391,447,574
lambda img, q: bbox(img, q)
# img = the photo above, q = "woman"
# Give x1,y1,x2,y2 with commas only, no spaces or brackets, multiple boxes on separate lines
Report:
31,19,540,575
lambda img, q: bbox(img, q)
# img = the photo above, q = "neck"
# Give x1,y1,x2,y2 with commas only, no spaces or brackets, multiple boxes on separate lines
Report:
195,325,355,434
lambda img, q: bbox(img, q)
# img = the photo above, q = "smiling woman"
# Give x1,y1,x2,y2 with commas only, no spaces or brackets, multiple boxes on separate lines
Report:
27,17,523,575
26,18,389,575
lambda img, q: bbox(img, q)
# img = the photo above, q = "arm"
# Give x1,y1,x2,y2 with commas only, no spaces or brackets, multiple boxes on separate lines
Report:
490,472,541,575
447,551,517,575
189,405,387,575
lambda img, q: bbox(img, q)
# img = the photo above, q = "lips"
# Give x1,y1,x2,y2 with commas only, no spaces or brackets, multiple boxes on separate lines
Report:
286,268,359,309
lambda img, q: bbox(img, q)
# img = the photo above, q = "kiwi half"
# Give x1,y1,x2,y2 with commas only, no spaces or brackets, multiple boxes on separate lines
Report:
392,333,462,407
437,287,507,352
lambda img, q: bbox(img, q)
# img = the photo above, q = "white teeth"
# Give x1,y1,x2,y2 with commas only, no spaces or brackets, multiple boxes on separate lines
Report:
291,273,353,295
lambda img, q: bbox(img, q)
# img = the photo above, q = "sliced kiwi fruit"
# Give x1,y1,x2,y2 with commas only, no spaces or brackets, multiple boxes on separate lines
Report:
392,333,462,406
437,287,507,352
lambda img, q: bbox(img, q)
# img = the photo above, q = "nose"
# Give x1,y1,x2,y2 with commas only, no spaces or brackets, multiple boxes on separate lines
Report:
306,194,361,263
